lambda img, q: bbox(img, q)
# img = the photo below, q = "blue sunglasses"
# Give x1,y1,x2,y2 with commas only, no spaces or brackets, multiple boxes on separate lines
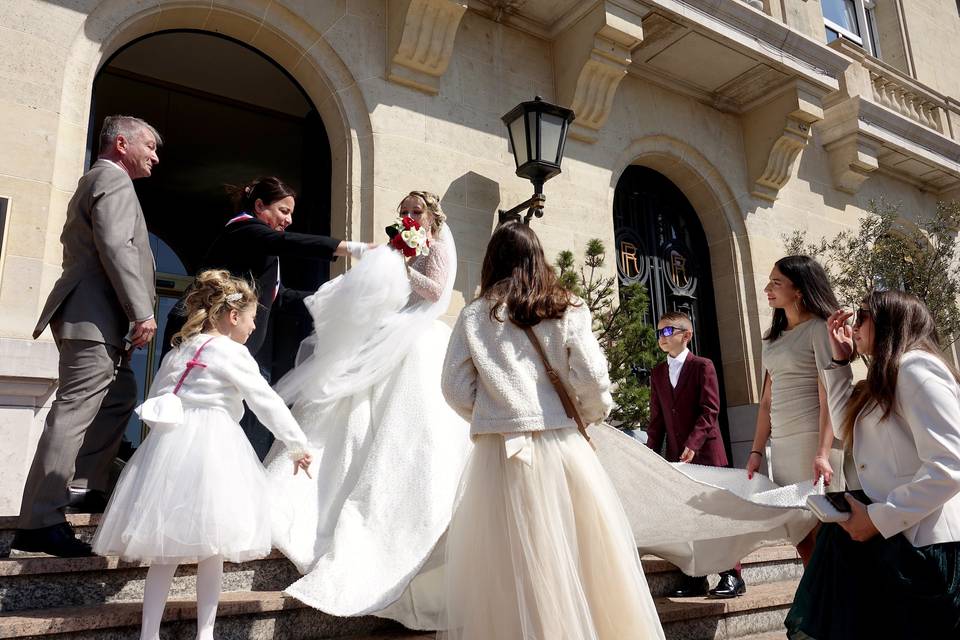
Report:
656,326,687,339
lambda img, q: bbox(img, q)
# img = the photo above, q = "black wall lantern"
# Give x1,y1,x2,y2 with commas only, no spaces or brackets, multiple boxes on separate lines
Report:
499,96,575,225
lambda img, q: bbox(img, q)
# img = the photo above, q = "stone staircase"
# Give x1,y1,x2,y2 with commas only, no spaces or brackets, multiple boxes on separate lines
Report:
0,515,799,639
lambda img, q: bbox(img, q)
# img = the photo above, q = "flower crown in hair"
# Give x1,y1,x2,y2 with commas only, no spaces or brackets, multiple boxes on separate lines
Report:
226,292,243,302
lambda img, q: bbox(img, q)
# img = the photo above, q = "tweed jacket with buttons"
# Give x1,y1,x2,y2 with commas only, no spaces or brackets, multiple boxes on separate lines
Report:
442,297,613,436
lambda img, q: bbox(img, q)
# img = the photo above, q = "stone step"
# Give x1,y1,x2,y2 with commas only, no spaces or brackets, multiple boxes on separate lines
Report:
0,552,298,612
0,580,800,640
0,540,801,612
658,579,798,640
0,591,400,639
641,545,801,599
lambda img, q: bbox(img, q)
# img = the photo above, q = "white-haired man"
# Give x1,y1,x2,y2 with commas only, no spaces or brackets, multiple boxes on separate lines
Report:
13,115,161,557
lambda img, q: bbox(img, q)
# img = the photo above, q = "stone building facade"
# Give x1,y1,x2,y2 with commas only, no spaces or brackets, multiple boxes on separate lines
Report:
1,0,959,514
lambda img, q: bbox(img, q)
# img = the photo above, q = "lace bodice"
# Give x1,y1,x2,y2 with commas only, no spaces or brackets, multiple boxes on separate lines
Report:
407,234,450,303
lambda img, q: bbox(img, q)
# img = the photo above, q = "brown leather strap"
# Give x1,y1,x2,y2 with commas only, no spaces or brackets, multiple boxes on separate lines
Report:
520,325,591,443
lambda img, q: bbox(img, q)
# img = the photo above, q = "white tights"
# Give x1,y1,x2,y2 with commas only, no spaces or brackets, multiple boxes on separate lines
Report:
139,555,224,640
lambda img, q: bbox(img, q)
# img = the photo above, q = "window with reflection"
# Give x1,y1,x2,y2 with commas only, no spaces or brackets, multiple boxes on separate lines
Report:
822,0,880,57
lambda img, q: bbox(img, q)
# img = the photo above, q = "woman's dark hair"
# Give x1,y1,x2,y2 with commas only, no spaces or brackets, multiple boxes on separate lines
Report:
225,177,296,213
841,289,958,447
765,255,840,342
479,222,575,326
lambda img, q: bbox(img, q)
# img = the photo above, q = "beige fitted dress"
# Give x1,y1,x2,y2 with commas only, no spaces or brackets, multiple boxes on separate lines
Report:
762,318,843,488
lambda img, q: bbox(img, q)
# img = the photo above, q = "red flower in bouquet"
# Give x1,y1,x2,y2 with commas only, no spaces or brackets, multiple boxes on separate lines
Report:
386,216,430,258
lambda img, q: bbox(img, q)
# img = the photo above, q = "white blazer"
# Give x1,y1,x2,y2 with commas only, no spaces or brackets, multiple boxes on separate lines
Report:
823,350,960,546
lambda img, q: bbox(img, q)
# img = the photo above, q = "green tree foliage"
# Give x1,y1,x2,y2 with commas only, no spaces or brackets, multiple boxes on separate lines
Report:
556,239,662,429
783,198,960,344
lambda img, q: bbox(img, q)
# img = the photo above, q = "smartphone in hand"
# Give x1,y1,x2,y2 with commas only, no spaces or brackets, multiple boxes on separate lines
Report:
806,492,851,522
824,491,852,513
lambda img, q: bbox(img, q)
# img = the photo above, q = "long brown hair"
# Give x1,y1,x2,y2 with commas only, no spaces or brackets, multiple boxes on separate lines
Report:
479,222,575,326
171,270,258,346
841,289,958,447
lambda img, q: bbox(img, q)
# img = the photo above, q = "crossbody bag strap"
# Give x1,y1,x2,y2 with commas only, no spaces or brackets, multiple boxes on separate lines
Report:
520,324,591,443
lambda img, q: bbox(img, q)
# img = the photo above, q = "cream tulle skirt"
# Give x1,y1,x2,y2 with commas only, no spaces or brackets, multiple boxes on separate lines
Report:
441,428,665,640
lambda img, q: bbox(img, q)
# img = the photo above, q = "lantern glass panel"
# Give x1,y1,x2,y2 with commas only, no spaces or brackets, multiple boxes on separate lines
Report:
527,113,538,161
540,113,565,165
509,116,528,167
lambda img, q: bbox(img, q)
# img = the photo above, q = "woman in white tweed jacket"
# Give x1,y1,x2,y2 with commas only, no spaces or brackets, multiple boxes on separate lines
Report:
439,222,665,640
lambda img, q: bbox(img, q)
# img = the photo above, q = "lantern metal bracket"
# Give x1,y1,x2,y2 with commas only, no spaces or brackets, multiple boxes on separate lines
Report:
498,191,546,225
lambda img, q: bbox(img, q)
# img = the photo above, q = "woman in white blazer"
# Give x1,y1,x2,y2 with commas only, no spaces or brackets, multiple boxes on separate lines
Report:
439,222,665,640
785,290,960,639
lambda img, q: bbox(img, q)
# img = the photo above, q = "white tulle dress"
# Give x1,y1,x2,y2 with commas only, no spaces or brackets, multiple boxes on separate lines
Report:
264,226,472,628
92,334,310,564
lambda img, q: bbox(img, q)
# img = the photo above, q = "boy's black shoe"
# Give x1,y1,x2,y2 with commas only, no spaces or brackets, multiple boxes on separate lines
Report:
708,571,746,598
669,574,709,597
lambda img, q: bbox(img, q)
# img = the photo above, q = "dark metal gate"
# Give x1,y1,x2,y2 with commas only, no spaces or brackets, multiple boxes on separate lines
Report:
613,166,731,457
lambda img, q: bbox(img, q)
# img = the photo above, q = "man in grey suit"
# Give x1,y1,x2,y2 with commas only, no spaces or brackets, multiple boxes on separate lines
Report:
12,115,161,557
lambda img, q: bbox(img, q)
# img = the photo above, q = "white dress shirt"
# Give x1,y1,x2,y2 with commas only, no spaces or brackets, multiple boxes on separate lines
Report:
667,348,690,388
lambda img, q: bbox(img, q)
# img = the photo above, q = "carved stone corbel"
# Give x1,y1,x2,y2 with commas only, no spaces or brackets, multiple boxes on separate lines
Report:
554,2,648,143
744,80,826,202
387,0,468,95
825,132,879,194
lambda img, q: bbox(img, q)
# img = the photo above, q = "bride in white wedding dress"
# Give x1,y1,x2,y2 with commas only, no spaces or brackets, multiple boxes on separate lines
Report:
263,192,471,629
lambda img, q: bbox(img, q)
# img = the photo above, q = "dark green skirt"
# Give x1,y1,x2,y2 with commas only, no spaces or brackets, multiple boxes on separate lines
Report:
785,519,960,639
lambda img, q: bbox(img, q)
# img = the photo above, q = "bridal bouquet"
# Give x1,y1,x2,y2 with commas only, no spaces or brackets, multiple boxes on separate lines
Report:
386,216,430,258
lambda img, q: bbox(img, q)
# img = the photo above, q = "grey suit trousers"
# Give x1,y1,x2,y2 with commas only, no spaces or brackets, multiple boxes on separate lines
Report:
18,335,136,529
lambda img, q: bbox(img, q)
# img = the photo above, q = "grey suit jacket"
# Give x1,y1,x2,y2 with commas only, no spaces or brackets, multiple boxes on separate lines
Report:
34,159,156,348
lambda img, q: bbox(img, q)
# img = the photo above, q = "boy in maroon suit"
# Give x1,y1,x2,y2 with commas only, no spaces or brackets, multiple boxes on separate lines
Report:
646,311,746,599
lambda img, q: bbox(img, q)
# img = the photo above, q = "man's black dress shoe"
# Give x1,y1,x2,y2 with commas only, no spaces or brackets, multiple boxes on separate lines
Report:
669,574,709,597
64,489,108,514
709,571,746,598
10,523,94,557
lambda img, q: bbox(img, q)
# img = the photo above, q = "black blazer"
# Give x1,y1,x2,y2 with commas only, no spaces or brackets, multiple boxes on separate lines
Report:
164,217,340,357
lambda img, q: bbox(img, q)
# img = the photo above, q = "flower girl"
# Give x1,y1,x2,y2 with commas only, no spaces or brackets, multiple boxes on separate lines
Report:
440,222,665,639
92,269,313,640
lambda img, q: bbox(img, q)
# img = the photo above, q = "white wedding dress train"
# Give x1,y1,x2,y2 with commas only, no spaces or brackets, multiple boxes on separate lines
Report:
592,424,818,577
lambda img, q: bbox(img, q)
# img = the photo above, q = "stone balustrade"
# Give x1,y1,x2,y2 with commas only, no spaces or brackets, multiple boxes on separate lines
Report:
865,59,947,135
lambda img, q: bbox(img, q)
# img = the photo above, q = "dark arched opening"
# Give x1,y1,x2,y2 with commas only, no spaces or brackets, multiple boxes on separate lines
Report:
88,30,332,449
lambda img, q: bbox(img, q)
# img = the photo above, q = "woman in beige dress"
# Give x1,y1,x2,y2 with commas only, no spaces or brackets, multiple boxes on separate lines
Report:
746,255,842,562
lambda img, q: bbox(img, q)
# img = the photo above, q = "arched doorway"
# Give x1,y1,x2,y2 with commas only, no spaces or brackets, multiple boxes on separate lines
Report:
88,30,332,452
613,166,731,457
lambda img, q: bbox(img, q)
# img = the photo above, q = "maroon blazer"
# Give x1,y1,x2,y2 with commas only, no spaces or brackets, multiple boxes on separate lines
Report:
645,353,728,467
